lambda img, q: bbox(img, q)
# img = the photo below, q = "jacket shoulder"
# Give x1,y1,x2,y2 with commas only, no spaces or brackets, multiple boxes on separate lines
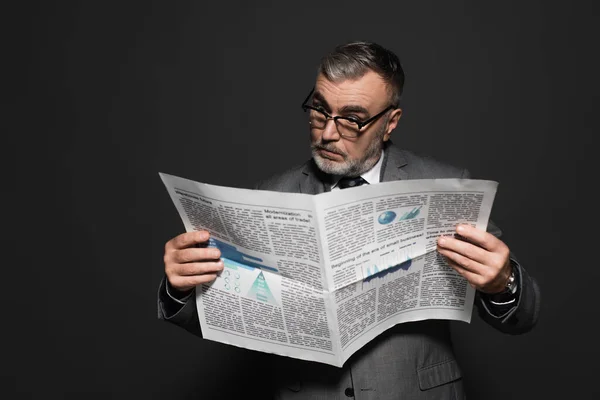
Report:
396,148,470,179
254,161,309,192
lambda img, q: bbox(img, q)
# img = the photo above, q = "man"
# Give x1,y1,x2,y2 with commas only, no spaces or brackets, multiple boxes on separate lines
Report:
158,41,540,399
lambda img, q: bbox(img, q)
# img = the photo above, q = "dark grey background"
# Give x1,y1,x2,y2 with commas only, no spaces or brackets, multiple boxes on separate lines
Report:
8,0,599,398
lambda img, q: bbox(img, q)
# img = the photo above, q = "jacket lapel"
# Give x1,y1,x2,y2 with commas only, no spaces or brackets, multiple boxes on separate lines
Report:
299,161,329,195
380,142,409,183
300,142,409,193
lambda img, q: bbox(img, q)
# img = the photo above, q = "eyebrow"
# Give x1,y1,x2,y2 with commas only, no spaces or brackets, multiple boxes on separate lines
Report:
312,91,370,117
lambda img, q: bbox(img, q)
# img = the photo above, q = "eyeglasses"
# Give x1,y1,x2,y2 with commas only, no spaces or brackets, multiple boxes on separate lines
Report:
301,88,395,138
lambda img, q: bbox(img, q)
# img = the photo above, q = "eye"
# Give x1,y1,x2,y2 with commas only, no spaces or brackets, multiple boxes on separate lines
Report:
345,116,363,124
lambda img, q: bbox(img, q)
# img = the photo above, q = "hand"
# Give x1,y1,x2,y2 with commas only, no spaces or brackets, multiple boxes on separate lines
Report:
164,230,224,293
436,224,512,294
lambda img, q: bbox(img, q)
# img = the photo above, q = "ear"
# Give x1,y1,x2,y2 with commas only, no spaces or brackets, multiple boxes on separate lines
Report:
383,108,403,141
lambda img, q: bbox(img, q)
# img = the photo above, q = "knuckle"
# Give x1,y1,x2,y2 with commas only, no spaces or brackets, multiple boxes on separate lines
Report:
165,259,179,275
198,262,212,274
482,270,495,283
172,251,183,263
177,249,193,263
462,245,474,260
188,262,205,275
459,257,471,269
165,269,174,280
165,237,178,252
183,262,212,276
473,276,485,288
465,243,482,259
178,263,192,276
480,268,494,283
185,232,198,245
175,232,198,249
167,263,184,277
492,254,506,270
182,250,193,263
174,233,187,248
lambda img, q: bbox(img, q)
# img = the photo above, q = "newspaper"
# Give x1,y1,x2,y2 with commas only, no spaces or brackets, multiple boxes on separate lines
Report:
159,172,498,367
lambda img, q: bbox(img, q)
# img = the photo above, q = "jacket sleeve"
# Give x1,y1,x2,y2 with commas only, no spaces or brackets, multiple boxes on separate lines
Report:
157,276,203,338
475,219,541,334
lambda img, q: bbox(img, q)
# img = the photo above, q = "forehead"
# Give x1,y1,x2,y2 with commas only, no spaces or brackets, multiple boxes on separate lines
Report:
314,70,389,111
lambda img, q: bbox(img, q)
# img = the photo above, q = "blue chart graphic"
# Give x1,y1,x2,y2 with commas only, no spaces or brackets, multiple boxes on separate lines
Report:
205,237,278,272
398,205,422,221
247,271,277,305
377,206,423,225
363,259,412,282
378,211,396,224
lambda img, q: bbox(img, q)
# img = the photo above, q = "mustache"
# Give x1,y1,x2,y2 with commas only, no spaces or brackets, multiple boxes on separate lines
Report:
312,144,346,157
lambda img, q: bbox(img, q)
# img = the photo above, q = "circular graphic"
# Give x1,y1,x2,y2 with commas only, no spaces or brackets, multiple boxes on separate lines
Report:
378,211,397,224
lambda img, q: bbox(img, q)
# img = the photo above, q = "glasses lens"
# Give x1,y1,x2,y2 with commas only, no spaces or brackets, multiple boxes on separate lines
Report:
308,109,328,129
307,109,361,138
335,118,361,138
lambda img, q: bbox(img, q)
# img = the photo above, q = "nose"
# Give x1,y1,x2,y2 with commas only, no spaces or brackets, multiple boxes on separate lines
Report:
321,118,341,141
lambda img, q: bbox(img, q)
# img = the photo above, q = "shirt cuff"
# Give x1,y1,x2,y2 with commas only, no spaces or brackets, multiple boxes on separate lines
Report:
488,297,517,306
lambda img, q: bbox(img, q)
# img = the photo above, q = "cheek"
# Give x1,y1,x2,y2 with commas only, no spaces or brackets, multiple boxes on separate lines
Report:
310,129,320,142
343,141,363,159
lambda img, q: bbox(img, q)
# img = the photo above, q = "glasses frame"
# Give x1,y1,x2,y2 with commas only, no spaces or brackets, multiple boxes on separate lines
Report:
301,88,395,138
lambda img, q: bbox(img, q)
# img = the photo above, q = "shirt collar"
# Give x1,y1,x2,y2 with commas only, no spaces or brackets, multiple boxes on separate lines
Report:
330,150,384,190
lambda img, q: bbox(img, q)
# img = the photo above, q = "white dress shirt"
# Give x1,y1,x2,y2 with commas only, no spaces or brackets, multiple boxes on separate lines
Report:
330,150,384,190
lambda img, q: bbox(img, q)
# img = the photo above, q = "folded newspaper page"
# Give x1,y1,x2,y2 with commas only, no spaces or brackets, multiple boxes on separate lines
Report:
159,173,498,367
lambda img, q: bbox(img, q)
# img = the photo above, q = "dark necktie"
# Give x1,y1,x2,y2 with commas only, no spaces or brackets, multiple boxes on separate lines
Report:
337,176,368,189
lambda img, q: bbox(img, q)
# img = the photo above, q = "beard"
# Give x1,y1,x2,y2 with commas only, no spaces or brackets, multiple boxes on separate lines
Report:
311,121,387,177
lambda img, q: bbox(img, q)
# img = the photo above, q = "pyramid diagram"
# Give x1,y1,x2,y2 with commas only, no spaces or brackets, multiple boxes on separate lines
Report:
247,271,277,305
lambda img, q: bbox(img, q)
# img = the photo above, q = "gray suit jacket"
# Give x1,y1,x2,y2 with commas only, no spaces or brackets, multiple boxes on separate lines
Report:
158,142,540,400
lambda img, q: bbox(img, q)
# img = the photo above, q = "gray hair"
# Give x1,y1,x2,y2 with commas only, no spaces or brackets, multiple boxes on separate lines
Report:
318,41,405,107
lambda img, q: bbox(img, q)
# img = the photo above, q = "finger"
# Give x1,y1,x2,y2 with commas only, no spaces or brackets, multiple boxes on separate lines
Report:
166,230,210,251
170,273,220,291
446,260,485,289
172,247,221,264
176,260,225,276
446,257,510,293
437,246,486,275
454,224,503,252
437,235,488,265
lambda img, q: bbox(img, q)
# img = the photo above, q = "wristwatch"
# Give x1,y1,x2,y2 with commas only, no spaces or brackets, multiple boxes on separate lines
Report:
484,263,519,304
505,268,518,295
